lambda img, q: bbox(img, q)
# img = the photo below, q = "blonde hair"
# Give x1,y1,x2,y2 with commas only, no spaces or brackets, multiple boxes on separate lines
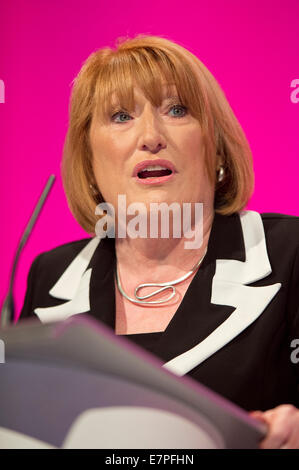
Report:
62,34,254,233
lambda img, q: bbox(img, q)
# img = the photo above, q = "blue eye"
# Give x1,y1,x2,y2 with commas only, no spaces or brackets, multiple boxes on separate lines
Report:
111,111,132,123
168,105,187,117
111,104,188,123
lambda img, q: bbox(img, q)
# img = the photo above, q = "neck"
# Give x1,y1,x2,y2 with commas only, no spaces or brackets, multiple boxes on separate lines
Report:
115,208,215,283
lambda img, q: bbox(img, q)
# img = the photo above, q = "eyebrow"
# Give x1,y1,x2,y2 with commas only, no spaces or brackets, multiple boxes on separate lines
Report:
163,95,181,102
109,94,181,107
106,86,182,113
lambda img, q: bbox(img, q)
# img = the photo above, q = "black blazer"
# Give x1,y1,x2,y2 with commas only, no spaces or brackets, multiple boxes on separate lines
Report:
20,210,299,412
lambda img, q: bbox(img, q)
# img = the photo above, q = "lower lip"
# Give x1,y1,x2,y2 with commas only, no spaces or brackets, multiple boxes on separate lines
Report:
134,172,176,185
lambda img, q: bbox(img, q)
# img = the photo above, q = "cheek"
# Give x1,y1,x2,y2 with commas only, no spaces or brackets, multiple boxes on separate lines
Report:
178,128,211,193
180,130,206,169
91,136,129,198
91,133,112,164
92,131,131,172
91,141,117,187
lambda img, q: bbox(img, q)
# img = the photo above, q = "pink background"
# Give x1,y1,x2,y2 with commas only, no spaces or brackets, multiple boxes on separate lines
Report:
0,0,298,321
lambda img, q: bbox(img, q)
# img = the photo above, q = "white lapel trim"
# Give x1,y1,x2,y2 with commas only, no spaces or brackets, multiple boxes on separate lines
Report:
162,210,281,376
49,237,100,300
34,237,101,324
35,269,92,324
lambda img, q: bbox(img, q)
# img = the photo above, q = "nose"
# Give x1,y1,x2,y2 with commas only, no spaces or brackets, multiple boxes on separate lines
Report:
141,141,165,154
137,107,167,154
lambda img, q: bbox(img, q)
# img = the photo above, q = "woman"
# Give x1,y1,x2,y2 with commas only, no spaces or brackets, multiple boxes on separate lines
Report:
20,34,299,448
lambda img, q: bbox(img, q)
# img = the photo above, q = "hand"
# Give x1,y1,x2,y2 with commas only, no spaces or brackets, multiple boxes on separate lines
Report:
249,404,299,449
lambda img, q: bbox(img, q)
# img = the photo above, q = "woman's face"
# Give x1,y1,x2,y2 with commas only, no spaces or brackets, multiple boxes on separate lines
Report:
89,84,215,217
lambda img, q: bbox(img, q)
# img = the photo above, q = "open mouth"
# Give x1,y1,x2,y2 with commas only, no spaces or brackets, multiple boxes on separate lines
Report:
133,159,177,185
138,166,173,179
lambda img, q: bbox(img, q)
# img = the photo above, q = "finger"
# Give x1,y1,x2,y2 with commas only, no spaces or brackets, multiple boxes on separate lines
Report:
249,411,267,423
280,429,299,449
259,412,293,449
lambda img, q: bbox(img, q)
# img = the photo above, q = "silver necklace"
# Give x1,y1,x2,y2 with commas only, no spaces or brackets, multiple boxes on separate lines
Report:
116,249,207,306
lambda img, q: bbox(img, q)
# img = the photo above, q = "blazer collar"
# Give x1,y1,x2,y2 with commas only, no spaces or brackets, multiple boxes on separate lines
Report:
34,210,281,376
162,210,281,375
203,210,245,265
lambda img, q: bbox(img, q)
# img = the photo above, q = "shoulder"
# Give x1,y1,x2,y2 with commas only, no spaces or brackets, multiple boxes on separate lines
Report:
260,211,299,224
19,237,97,320
259,212,299,245
35,237,93,269
29,238,95,293
241,211,299,265
238,210,299,237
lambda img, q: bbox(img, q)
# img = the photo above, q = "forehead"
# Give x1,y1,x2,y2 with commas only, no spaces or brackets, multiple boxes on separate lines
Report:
109,82,178,103
94,65,193,122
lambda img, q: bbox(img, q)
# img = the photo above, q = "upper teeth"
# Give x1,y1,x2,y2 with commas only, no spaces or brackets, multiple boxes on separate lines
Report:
140,165,169,172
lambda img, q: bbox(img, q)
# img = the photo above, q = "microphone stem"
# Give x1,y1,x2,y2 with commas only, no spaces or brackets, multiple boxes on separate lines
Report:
1,174,55,328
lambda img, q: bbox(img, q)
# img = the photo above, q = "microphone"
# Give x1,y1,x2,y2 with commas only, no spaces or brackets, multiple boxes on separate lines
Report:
1,175,56,328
